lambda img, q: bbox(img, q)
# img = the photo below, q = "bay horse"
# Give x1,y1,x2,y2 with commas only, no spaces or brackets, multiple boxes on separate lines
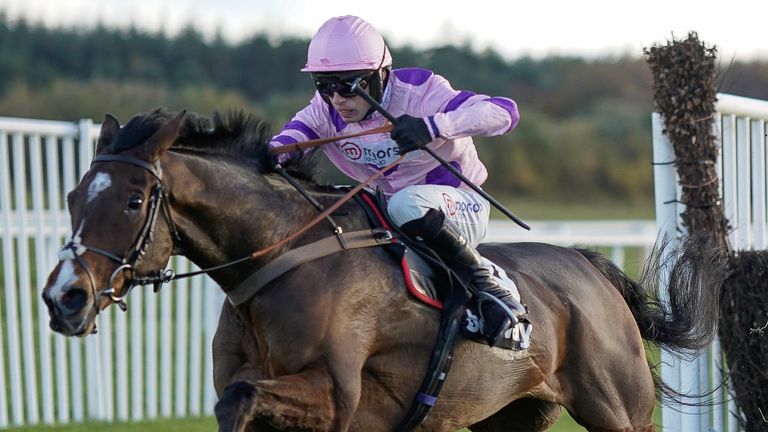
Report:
41,109,728,432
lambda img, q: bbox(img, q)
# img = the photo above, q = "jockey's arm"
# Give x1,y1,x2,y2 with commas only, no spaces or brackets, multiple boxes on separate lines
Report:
268,96,330,162
415,74,520,141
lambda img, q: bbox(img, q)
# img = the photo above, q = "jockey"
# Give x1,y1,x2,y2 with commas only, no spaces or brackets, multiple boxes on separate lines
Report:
269,15,525,347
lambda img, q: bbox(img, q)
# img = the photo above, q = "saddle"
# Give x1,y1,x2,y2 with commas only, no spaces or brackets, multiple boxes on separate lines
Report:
226,187,532,430
353,190,532,351
227,188,531,351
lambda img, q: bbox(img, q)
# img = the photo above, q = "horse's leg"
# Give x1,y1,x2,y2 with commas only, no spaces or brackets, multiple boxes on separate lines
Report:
468,398,561,432
213,303,281,432
213,302,261,395
212,304,345,432
215,362,338,432
214,381,280,432
213,318,364,432
557,330,657,431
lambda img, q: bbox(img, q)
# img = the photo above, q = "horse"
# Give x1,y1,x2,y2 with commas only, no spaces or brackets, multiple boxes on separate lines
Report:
41,109,728,432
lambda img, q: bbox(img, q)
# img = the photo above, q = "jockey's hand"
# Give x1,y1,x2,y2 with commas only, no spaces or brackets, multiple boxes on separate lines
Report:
268,141,296,169
392,115,432,154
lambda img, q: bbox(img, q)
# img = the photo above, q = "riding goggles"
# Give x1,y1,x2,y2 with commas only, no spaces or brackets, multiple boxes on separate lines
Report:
312,71,374,98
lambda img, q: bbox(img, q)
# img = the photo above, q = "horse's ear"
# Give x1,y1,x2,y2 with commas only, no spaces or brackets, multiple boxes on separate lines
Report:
96,114,121,155
143,110,186,162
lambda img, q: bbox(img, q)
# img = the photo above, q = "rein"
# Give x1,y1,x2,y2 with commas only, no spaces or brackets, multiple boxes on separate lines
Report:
270,123,393,155
140,154,405,285
248,155,405,260
60,127,404,313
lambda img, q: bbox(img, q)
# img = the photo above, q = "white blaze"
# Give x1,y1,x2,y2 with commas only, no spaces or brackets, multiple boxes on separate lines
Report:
72,223,83,244
48,260,78,302
87,172,112,203
51,223,85,300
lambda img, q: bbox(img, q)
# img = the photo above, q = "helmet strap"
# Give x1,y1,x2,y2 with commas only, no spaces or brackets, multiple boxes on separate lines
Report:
365,48,390,108
362,67,390,120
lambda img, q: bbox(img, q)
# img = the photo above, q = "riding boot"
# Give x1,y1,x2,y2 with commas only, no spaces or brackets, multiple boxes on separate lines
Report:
401,210,527,347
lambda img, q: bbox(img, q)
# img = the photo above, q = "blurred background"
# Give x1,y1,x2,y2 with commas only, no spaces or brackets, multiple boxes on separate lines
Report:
0,1,766,431
1,0,766,220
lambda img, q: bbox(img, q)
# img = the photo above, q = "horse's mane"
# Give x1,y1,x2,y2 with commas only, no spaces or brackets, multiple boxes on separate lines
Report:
113,107,290,174
112,107,334,186
178,110,275,171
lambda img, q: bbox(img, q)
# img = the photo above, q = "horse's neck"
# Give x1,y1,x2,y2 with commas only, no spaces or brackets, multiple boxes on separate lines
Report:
163,152,314,286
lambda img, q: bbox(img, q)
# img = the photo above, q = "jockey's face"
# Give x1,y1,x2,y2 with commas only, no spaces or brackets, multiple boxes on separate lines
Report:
312,70,375,123
329,88,371,123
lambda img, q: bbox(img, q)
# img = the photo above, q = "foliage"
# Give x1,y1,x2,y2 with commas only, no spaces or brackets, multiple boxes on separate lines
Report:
645,32,727,247
0,14,766,207
720,252,768,431
0,78,261,122
646,32,768,430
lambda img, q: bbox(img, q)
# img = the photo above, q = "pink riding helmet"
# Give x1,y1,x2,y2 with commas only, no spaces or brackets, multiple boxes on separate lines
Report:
302,15,393,72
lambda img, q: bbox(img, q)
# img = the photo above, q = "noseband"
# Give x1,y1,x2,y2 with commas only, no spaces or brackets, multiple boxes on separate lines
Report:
58,155,180,313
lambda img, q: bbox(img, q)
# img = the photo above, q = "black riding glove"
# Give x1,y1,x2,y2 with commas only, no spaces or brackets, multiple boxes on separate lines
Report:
268,142,299,170
391,115,432,154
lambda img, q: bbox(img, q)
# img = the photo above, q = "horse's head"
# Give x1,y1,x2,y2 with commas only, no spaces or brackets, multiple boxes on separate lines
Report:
42,109,185,336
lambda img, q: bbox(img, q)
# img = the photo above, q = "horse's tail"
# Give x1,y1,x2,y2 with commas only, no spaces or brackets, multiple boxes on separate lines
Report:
575,234,729,401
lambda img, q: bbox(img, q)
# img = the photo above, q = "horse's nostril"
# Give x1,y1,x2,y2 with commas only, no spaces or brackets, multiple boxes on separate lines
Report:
60,288,88,312
49,320,62,332
42,290,53,308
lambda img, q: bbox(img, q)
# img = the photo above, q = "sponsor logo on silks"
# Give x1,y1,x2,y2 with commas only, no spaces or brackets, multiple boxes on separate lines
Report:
340,142,362,160
338,138,402,168
442,193,482,217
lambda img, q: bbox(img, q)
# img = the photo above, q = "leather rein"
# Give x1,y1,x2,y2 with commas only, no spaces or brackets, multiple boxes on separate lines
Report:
57,126,400,313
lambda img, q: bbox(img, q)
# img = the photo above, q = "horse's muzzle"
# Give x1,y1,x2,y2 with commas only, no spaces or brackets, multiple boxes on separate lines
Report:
59,287,89,312
41,288,95,337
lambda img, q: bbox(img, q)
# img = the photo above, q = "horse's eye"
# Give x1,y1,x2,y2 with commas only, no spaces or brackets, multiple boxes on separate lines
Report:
127,195,144,211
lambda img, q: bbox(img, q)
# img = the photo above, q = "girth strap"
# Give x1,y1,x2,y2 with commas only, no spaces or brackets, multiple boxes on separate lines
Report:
227,228,395,306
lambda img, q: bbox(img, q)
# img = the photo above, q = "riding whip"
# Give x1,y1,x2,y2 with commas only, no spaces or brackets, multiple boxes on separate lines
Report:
350,78,530,230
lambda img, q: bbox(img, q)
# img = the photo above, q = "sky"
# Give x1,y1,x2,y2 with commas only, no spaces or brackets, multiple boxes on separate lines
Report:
2,0,768,61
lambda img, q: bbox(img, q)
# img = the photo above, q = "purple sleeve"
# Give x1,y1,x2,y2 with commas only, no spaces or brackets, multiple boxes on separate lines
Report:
269,93,335,154
414,73,519,139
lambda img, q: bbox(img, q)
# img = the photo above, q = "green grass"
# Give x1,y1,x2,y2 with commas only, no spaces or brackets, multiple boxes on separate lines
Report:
5,409,659,432
1,417,589,432
550,413,587,431
4,417,218,431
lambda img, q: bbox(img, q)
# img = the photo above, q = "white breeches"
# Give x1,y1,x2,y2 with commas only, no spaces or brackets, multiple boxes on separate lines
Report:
386,185,490,247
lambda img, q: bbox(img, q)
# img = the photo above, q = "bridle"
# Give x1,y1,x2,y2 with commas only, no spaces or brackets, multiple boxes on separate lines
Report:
57,154,180,312
57,125,403,318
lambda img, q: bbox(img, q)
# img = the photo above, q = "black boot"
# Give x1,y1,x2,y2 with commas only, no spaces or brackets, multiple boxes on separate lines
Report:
401,210,527,347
